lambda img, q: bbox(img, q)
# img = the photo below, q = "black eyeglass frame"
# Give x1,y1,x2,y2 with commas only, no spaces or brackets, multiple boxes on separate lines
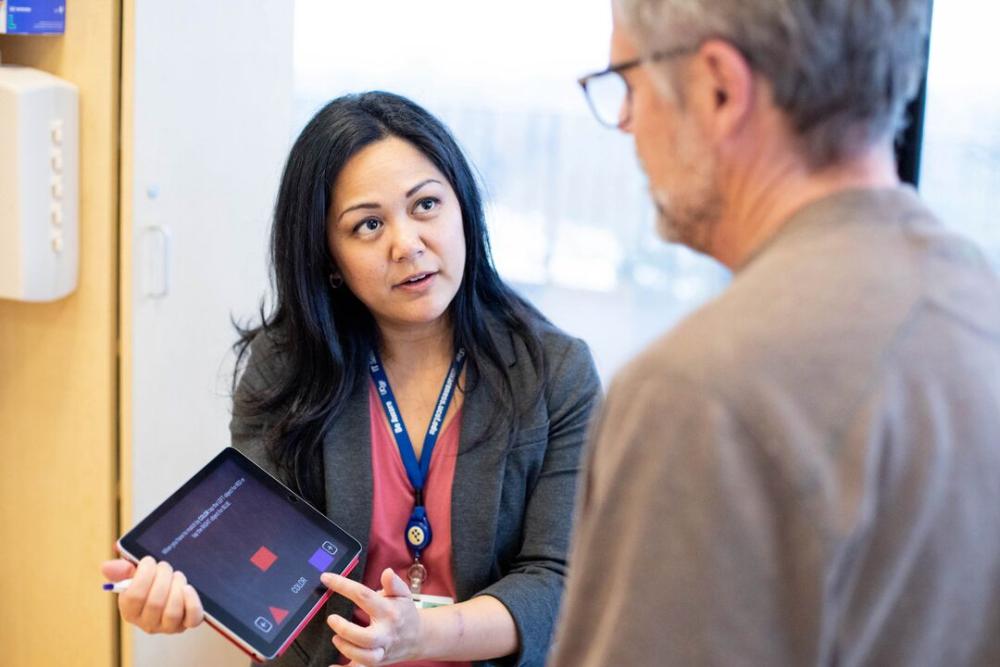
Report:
577,46,698,128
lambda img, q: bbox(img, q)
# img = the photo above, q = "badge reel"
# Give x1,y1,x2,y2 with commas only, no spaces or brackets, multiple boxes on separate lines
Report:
405,507,454,609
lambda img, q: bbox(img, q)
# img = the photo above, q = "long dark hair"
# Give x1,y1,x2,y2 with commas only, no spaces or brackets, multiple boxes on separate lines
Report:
234,92,544,509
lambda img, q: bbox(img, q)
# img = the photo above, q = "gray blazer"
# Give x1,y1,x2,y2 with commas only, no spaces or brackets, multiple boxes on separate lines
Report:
230,319,601,667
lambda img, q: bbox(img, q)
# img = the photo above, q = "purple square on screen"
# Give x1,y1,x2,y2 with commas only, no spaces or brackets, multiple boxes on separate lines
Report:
309,547,334,571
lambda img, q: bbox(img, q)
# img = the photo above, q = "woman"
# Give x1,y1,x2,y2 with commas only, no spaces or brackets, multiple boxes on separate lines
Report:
102,92,601,667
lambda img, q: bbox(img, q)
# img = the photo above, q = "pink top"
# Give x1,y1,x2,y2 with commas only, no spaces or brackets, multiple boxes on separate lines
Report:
344,382,470,667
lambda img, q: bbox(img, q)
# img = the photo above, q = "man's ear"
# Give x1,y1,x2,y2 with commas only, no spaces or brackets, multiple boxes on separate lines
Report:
690,39,755,143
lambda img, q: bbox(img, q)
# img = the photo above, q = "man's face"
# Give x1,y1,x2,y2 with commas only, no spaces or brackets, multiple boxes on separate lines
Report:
611,19,722,254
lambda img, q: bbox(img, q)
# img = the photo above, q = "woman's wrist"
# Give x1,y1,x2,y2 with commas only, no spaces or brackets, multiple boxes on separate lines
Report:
410,596,517,662
411,605,454,661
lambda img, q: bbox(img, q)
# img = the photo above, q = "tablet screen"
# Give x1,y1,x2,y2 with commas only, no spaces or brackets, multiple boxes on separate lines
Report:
119,448,361,660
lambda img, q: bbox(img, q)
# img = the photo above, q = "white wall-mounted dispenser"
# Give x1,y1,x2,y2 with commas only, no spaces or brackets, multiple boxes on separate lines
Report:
0,65,79,302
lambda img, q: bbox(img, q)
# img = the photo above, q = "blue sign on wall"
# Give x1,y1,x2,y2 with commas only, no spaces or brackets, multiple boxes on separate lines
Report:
1,0,66,35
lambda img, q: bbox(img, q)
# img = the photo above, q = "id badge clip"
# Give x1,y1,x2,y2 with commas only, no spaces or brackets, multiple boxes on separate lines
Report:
412,593,455,609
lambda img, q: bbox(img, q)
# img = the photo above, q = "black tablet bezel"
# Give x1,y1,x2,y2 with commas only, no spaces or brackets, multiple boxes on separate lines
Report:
118,447,362,660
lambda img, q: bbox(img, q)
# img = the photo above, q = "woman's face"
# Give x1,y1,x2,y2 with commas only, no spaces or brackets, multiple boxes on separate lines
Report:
327,136,467,332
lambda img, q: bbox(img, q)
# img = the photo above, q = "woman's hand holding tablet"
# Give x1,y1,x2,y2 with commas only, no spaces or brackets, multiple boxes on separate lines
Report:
105,448,362,662
100,556,204,634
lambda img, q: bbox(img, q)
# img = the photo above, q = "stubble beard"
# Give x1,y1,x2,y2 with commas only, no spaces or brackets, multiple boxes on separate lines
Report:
649,125,723,256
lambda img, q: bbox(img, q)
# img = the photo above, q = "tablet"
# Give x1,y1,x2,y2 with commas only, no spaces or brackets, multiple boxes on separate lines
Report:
117,447,362,663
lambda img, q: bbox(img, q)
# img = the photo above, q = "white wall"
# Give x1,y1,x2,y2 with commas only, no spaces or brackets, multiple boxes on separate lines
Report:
126,1,293,664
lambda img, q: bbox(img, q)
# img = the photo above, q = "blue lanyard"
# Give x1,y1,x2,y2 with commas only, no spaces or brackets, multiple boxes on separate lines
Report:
368,348,466,561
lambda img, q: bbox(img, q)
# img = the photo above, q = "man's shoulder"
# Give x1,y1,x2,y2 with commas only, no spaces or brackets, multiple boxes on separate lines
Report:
613,188,1000,439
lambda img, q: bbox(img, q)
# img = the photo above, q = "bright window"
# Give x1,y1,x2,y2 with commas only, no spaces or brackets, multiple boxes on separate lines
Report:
293,1,728,380
920,2,1000,266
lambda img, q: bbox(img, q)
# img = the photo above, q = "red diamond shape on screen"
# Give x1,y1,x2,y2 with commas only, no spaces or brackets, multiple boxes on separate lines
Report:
250,546,277,572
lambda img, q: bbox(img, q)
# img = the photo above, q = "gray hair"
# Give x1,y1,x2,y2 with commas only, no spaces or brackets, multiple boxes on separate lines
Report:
614,0,931,167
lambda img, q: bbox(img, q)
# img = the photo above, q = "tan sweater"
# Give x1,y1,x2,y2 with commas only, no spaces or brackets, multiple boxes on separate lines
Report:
551,187,1000,666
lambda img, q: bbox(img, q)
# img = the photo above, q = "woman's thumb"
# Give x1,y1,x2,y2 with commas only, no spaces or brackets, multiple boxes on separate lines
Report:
381,567,411,597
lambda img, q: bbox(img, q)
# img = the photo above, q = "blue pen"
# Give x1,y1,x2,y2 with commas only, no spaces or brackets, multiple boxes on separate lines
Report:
103,578,131,593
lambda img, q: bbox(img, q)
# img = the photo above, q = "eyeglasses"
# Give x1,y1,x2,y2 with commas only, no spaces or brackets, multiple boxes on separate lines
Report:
577,46,696,128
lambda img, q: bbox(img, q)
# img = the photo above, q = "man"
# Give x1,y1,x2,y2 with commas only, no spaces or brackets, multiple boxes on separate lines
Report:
552,1,1000,665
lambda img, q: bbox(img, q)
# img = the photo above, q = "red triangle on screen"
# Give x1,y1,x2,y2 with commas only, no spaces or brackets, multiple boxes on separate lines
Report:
269,606,289,624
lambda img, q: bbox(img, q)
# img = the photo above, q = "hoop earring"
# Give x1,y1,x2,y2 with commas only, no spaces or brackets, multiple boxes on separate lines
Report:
328,272,344,289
